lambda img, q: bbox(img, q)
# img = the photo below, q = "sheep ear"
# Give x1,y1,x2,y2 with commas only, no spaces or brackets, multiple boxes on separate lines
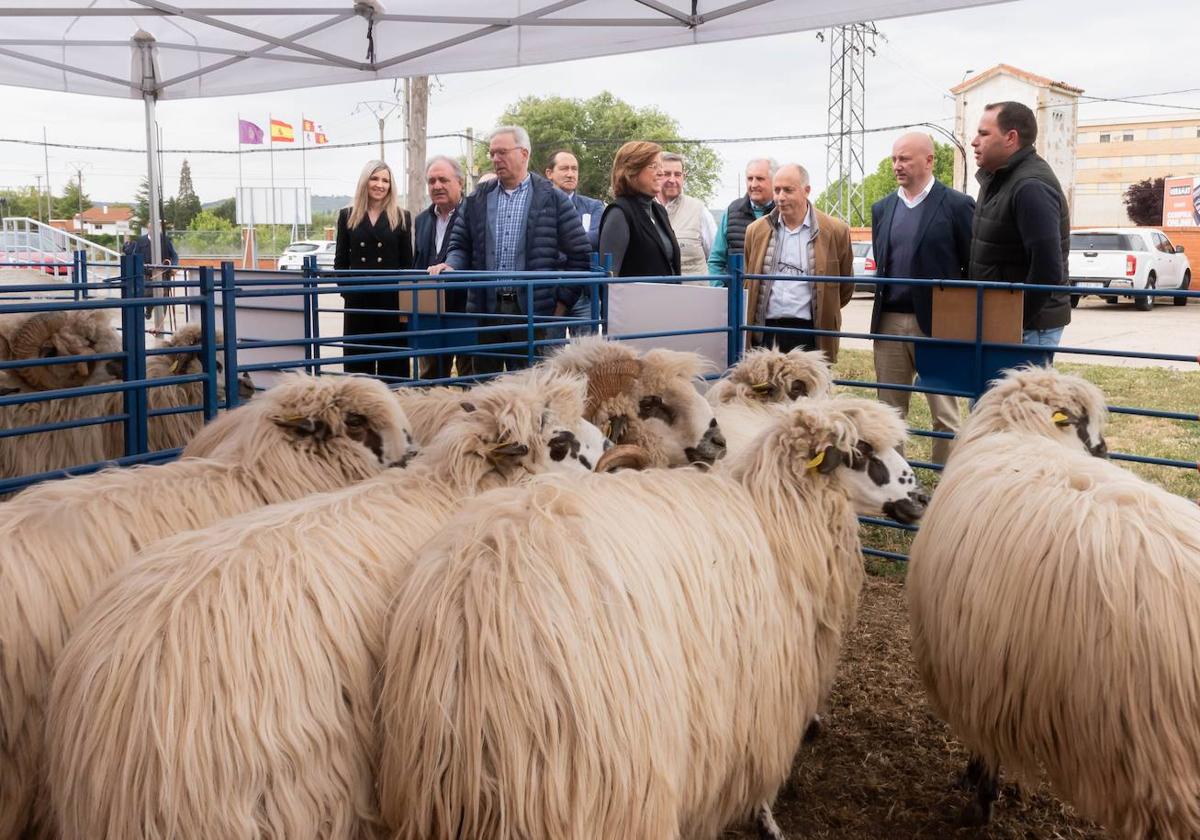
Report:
807,445,843,474
459,401,477,413
170,353,197,375
788,380,808,398
1051,409,1073,427
488,441,529,460
750,382,771,394
603,414,630,445
274,414,332,442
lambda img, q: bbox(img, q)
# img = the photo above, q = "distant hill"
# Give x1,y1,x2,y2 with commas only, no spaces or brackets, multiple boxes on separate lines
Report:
201,195,351,214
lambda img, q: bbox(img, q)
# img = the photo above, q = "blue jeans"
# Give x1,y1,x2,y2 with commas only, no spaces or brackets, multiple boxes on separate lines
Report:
1023,326,1064,363
568,293,597,337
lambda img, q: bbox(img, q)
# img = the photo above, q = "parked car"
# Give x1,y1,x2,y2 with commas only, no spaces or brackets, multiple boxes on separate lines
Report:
852,241,876,292
276,240,336,271
1067,228,1190,311
0,231,71,276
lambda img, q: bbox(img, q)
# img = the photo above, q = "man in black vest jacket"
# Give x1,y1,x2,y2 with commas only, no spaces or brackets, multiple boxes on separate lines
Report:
870,132,975,465
969,101,1071,351
707,158,775,278
414,155,468,380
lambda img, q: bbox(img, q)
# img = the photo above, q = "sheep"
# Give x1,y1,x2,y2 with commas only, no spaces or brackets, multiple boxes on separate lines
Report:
0,308,122,393
376,396,930,840
0,373,416,840
548,335,726,468
950,364,1110,458
0,319,255,486
706,346,833,407
45,367,613,840
706,347,833,459
907,364,1113,825
908,427,1200,838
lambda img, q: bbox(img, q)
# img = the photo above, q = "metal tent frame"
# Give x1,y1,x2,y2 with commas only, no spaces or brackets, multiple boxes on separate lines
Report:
0,0,1007,268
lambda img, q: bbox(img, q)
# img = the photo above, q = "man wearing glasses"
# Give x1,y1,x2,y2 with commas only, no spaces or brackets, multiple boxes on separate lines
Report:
742,164,855,361
429,125,590,373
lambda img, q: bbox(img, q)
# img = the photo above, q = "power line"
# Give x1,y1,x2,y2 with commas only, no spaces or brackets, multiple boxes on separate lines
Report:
0,120,960,157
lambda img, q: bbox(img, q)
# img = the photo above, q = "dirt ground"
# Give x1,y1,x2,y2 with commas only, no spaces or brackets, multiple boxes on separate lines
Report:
725,573,1107,840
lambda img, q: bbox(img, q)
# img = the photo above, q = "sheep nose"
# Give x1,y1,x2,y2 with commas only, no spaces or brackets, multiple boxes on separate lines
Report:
105,359,125,379
1090,437,1109,459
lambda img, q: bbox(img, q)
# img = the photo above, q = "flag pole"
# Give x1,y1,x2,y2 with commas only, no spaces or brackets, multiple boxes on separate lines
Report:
268,112,277,254
236,112,244,236
301,113,309,239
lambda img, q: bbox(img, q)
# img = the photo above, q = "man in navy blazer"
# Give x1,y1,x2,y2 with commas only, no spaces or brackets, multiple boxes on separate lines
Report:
870,132,975,465
414,156,467,379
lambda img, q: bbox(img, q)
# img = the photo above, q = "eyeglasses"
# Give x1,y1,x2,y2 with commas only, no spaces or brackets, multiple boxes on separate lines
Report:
489,147,519,158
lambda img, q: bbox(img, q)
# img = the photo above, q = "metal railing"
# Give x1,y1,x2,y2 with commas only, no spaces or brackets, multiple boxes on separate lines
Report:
1,216,122,279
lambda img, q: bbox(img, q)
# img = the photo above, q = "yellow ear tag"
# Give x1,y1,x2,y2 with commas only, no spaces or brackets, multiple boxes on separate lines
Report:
1052,411,1070,427
170,359,181,374
806,450,826,471
751,382,771,393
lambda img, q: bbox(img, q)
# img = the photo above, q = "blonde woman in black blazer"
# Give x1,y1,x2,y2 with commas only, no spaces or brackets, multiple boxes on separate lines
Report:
335,160,413,379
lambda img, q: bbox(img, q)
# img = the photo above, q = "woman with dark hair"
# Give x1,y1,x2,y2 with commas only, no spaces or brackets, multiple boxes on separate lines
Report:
598,141,681,280
334,159,414,378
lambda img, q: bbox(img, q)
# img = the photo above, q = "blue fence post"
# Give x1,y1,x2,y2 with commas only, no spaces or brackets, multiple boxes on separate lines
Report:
409,274,420,382
119,252,148,457
727,253,745,368
72,250,89,300
301,255,317,375
526,280,536,368
973,283,986,397
198,265,220,421
219,261,241,409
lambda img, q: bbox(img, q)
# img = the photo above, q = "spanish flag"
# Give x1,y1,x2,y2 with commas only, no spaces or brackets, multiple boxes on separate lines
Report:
270,119,294,143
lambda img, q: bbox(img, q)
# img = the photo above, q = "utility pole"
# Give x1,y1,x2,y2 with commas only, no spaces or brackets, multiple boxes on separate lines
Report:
354,96,403,164
404,76,429,217
33,175,44,222
42,126,52,221
67,161,90,231
822,23,878,227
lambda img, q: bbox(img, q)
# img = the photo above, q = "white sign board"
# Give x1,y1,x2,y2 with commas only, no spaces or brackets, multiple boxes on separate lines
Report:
236,187,312,226
607,282,741,375
188,269,312,390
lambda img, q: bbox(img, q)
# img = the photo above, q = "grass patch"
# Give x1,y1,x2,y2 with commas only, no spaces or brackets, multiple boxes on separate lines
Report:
832,349,1200,573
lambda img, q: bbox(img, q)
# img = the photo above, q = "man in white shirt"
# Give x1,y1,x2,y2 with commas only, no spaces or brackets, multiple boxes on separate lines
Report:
656,152,716,282
743,164,855,360
869,132,975,464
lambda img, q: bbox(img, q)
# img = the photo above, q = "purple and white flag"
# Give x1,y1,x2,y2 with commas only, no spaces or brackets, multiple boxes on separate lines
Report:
238,119,264,145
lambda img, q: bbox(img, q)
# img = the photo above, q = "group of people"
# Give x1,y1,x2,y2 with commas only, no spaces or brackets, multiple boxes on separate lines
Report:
334,99,1071,463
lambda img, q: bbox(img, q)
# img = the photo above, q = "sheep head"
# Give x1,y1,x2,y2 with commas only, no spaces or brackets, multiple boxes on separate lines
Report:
154,324,256,401
550,337,725,469
425,368,612,484
3,310,121,391
185,374,418,479
736,397,928,524
957,366,1109,458
709,347,833,405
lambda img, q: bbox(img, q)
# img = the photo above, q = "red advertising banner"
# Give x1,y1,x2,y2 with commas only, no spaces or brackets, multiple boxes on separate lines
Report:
1162,175,1200,228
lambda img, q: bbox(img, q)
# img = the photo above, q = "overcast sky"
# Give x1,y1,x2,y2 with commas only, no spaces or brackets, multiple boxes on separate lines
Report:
0,0,1195,210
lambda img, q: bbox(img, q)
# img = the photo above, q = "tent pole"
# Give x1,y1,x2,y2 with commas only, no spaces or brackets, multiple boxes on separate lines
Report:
138,38,165,328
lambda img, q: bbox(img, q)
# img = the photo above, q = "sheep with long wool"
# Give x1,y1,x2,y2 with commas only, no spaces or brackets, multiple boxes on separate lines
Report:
910,430,1200,837
912,364,1118,825
0,373,415,840
548,335,726,467
46,367,612,840
707,347,833,459
377,396,929,840
392,382,469,445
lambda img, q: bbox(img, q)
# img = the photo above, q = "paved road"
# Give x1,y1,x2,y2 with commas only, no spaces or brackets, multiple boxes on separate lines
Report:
840,292,1199,370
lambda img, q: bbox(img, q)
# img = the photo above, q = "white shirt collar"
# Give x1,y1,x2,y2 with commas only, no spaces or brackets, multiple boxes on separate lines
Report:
897,176,935,209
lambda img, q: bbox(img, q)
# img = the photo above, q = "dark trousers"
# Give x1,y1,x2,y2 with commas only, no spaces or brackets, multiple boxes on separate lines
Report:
342,292,410,380
472,294,531,375
761,317,818,354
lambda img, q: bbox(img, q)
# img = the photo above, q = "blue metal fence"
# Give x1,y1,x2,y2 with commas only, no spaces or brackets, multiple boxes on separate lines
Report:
2,254,1197,559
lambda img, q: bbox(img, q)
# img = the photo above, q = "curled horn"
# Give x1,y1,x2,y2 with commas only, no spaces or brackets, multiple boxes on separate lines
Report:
595,444,652,473
9,312,72,390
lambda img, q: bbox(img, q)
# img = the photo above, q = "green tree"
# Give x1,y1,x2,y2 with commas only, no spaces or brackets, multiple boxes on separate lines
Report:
1124,177,1168,226
172,159,203,229
53,175,91,220
0,187,44,219
188,209,234,231
472,92,722,203
815,139,958,226
211,197,237,225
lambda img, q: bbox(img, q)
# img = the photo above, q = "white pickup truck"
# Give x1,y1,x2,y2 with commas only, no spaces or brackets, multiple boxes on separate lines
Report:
1068,228,1191,311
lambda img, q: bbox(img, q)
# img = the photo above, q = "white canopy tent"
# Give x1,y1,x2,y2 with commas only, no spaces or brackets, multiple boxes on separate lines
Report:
0,0,1006,266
